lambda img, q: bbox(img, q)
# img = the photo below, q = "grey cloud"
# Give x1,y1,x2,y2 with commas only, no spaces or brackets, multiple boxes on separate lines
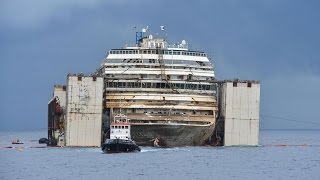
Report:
0,0,106,30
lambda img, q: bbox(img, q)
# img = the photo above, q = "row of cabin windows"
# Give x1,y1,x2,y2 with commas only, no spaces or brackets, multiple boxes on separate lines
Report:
106,74,211,82
104,65,213,72
109,50,206,57
106,59,210,66
106,82,214,91
114,109,214,116
111,126,129,129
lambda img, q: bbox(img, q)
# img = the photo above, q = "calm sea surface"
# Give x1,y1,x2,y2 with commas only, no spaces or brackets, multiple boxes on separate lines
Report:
0,130,319,180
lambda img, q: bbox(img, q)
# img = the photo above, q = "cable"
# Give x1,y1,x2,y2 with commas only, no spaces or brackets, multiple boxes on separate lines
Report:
261,114,320,126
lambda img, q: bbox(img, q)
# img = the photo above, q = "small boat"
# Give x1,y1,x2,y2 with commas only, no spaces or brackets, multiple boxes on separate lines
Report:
39,138,48,144
12,139,23,144
102,114,141,153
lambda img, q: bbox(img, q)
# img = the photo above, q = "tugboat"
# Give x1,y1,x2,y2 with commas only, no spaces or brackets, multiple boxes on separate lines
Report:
102,114,141,153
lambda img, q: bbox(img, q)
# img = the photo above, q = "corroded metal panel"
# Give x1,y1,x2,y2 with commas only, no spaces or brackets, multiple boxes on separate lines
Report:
131,123,216,147
65,75,103,147
53,85,66,108
222,81,260,146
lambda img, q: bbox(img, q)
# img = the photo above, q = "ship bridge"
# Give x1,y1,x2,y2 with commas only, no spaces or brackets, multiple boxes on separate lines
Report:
125,33,188,51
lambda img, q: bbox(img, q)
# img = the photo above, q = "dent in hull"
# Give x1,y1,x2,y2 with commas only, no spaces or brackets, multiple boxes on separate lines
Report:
131,123,215,147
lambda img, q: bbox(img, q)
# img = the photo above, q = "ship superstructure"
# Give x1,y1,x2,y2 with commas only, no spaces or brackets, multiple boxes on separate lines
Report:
97,29,218,147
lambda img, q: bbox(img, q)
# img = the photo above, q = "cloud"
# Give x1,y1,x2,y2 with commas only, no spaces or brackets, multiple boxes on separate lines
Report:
0,0,106,30
261,72,320,129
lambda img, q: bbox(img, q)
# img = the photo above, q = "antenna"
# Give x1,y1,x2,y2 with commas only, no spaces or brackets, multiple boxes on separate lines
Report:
135,26,149,44
136,32,143,44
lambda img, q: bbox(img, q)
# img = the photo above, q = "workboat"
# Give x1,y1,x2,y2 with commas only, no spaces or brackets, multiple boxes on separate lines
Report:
102,114,140,153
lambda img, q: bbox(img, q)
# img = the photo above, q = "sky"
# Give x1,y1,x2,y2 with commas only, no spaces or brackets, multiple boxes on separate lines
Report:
0,0,320,130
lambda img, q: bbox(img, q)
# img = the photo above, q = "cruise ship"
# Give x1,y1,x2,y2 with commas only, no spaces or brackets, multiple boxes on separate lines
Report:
96,28,218,147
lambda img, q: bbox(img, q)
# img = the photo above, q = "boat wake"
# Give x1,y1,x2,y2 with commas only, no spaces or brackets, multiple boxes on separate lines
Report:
140,147,191,153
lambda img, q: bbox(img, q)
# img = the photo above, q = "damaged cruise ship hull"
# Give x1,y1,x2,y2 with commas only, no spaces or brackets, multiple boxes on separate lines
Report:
131,123,216,147
98,30,218,147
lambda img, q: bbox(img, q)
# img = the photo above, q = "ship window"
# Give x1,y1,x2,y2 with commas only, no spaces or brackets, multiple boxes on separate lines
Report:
142,82,147,88
248,82,252,88
78,76,82,81
134,82,140,88
141,74,147,78
125,126,128,129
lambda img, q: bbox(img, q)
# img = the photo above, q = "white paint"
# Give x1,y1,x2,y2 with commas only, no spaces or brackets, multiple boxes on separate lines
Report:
65,76,104,147
221,82,260,146
107,54,209,62
110,114,131,140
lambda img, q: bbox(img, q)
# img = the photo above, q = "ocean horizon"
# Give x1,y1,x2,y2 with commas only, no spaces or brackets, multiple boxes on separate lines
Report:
1,129,319,180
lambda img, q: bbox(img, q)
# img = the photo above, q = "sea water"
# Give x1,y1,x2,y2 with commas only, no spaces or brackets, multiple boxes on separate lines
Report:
0,130,319,180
